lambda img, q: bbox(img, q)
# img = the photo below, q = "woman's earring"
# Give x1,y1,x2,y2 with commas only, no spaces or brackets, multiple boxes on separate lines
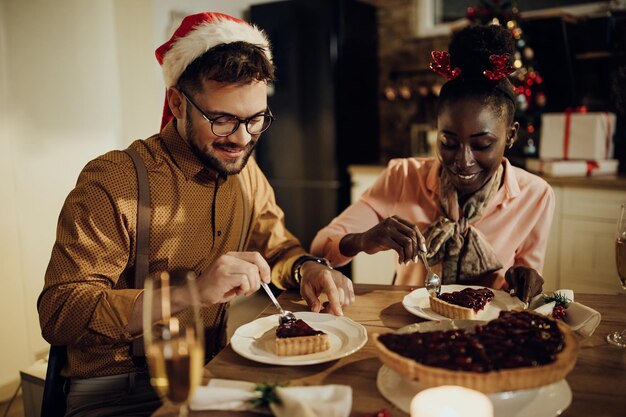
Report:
506,139,514,149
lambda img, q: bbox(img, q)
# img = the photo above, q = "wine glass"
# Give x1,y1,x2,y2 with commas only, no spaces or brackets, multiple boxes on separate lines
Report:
607,203,626,347
143,271,204,416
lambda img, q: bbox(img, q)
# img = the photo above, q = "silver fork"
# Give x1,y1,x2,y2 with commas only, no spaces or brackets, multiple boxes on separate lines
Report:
261,282,297,325
419,244,441,297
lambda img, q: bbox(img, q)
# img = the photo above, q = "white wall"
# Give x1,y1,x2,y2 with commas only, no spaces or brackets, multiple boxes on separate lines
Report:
0,0,31,401
0,0,278,401
0,0,125,399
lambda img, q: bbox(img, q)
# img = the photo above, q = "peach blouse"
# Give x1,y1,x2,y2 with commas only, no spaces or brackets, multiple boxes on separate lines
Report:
311,157,555,289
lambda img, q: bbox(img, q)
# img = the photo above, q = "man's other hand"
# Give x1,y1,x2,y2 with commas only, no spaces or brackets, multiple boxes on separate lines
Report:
299,261,355,316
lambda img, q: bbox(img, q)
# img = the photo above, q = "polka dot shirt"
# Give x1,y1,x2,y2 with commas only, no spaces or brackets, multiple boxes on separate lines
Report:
38,122,305,377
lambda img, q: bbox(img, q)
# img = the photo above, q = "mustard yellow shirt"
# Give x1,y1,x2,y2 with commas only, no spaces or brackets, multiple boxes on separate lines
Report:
38,122,305,377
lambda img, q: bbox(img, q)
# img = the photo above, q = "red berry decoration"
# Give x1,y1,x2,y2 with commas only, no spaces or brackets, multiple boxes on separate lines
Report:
552,305,566,320
543,293,571,320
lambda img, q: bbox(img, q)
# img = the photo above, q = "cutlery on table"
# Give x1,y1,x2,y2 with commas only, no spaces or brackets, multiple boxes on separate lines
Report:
419,243,441,297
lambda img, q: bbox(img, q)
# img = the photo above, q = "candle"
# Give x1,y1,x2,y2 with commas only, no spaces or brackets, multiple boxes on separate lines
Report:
410,386,493,417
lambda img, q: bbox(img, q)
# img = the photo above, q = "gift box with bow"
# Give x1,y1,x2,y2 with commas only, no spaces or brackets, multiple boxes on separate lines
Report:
539,110,616,160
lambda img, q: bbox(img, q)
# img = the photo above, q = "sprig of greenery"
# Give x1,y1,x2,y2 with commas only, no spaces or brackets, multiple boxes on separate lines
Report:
249,382,289,408
543,293,571,308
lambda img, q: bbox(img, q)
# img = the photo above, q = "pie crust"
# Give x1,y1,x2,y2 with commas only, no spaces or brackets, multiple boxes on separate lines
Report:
374,311,579,393
430,295,478,319
275,334,330,356
274,318,330,356
430,288,494,320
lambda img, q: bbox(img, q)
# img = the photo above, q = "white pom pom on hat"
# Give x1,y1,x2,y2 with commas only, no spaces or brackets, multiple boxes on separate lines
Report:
155,12,272,129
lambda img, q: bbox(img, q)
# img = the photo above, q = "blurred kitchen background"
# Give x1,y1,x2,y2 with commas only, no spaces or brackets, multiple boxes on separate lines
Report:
1,0,625,414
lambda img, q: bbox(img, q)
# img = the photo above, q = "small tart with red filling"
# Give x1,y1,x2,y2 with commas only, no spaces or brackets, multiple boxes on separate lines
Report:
275,318,330,356
430,287,495,320
374,311,579,393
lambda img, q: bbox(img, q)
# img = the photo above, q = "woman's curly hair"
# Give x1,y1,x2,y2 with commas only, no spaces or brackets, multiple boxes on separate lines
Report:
438,24,517,122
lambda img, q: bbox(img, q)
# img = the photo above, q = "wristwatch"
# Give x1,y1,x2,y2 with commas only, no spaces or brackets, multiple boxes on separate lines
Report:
292,256,332,284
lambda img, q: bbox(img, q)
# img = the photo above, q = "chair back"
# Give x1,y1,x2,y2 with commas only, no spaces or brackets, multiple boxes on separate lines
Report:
40,345,67,417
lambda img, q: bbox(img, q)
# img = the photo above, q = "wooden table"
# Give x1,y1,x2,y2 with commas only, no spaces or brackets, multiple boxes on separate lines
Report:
154,284,626,417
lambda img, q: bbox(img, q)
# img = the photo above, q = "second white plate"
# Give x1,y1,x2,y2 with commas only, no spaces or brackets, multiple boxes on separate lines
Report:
377,365,572,417
230,311,367,366
402,284,526,321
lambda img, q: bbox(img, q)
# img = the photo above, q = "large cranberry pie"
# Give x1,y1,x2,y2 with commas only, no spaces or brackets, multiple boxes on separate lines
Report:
430,287,495,320
275,318,330,356
374,311,579,393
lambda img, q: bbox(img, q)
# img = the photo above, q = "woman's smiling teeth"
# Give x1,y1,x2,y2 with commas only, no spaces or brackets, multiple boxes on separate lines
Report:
458,173,477,180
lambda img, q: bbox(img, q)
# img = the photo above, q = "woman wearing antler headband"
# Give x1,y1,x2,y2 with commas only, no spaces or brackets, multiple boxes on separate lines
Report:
311,25,554,303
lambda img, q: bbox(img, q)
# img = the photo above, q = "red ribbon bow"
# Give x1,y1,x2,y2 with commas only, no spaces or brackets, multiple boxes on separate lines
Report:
563,106,588,160
429,51,461,80
483,54,515,81
585,160,600,176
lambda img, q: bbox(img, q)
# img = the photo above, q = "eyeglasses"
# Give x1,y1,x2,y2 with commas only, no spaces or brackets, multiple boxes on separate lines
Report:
180,90,274,137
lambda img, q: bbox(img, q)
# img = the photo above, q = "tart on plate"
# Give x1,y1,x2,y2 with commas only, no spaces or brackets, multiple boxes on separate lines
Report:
275,318,330,356
429,287,495,320
374,310,579,393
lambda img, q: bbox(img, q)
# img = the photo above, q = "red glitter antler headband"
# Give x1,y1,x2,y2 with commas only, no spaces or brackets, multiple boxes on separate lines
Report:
483,53,515,81
429,51,515,81
429,51,461,80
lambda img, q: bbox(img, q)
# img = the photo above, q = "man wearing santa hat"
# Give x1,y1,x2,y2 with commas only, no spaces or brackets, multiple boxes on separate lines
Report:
38,12,354,416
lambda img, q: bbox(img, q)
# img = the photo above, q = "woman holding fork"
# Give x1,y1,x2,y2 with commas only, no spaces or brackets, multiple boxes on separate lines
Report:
311,24,553,303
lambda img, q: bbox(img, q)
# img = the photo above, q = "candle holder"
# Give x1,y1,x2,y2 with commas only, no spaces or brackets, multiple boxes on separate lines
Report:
410,385,493,417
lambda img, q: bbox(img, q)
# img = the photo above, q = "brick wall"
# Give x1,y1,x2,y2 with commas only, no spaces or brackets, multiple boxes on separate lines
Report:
364,0,450,162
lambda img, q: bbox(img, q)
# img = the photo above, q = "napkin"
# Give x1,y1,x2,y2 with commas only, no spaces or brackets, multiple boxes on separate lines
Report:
530,289,601,337
190,378,352,417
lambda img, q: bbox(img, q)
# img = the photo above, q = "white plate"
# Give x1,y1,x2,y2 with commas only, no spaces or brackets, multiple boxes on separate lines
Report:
377,365,572,417
230,311,367,366
402,284,526,321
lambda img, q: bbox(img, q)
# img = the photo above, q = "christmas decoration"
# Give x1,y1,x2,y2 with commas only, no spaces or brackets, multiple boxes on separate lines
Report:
249,382,288,407
483,53,516,81
467,0,546,157
429,51,462,80
542,293,572,320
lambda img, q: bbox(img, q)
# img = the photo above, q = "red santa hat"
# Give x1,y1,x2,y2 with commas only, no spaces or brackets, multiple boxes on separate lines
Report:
155,12,272,129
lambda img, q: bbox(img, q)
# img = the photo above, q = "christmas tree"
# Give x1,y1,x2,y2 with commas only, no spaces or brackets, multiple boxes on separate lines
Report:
467,0,546,157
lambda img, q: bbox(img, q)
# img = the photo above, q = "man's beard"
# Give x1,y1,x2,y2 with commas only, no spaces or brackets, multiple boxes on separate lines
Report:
185,117,257,176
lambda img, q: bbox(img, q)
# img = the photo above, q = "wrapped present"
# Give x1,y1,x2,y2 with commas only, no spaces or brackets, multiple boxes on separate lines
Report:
539,110,616,160
526,158,618,177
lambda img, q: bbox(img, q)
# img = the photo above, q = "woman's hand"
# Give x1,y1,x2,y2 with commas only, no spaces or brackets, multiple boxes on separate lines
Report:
505,266,544,304
339,215,426,263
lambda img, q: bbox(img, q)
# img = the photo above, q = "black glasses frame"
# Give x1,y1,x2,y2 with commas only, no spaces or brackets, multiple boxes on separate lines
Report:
180,90,274,137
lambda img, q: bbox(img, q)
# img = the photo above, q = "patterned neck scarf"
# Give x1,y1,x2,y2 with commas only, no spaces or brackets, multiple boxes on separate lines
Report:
423,164,504,284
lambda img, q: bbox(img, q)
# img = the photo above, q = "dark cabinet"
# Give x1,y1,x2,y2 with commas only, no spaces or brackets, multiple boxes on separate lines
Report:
250,0,380,251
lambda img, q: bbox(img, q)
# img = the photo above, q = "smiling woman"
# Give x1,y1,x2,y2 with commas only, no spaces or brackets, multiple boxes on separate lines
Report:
435,24,518,199
437,99,513,198
311,24,554,299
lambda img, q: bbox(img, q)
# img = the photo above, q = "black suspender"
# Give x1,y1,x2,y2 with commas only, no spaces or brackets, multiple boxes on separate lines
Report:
125,147,151,363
